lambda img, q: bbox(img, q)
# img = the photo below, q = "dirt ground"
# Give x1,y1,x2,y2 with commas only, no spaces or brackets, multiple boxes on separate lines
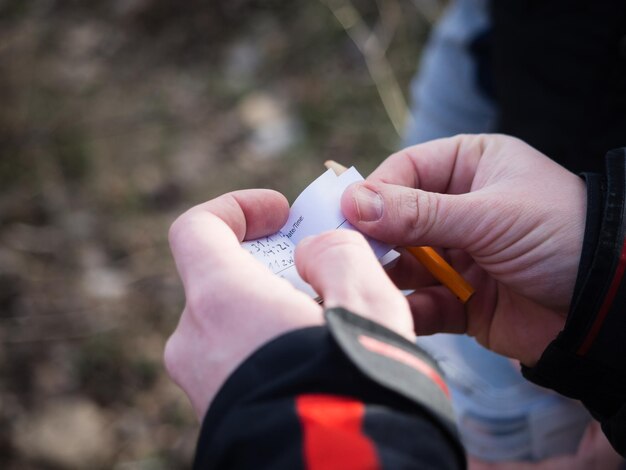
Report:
0,1,436,468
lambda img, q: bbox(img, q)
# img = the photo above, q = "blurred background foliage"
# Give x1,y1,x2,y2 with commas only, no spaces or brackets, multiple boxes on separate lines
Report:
0,0,440,468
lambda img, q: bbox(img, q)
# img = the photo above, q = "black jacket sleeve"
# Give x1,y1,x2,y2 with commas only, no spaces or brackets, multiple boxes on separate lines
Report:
193,307,466,469
523,148,626,455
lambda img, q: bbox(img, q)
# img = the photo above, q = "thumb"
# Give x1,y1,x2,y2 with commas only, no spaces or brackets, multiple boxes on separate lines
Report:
341,181,484,249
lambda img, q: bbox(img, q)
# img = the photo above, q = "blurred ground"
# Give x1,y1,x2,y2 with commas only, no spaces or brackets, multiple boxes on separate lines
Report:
0,0,436,468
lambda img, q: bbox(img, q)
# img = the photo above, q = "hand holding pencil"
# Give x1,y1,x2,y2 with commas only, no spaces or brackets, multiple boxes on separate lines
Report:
332,135,587,366
325,160,475,303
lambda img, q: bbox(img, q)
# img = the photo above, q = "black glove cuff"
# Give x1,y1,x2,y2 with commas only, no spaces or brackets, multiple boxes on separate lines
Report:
522,148,626,452
324,307,456,431
196,308,466,468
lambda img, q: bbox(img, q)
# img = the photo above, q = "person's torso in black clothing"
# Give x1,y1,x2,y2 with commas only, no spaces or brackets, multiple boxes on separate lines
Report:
480,0,626,174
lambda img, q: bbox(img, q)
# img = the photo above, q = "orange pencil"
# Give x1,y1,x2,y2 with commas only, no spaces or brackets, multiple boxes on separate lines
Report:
325,160,474,303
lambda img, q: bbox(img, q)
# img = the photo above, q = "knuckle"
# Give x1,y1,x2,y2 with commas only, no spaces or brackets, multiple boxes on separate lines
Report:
184,286,206,315
404,190,438,239
169,209,223,258
163,332,183,385
185,270,237,319
185,282,218,318
168,216,184,248
401,190,419,235
168,209,197,249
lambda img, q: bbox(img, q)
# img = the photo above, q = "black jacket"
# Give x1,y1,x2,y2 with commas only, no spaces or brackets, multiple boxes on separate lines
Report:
486,1,626,174
523,149,626,455
193,308,466,469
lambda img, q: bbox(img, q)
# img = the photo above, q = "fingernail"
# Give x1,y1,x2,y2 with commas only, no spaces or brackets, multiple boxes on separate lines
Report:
354,186,383,222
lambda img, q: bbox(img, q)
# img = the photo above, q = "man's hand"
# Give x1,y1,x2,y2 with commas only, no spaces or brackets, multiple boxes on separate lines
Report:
165,189,412,418
341,134,587,366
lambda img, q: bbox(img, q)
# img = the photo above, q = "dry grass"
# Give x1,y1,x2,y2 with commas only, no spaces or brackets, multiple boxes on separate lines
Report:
0,1,435,467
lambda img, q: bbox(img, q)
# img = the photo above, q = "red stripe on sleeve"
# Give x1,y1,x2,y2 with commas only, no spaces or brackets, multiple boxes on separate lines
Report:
296,394,379,470
578,236,626,356
358,335,450,398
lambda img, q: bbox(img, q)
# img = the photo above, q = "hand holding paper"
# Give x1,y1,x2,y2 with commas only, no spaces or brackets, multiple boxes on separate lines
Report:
165,187,413,416
242,167,399,300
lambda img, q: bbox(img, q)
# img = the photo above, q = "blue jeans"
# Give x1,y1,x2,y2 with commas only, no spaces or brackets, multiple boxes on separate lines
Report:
405,0,590,461
403,0,495,146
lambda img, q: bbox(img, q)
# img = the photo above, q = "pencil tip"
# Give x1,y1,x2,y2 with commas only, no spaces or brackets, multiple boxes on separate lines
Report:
324,160,348,175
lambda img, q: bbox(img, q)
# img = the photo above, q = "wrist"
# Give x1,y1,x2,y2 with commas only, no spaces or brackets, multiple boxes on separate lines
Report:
522,149,626,454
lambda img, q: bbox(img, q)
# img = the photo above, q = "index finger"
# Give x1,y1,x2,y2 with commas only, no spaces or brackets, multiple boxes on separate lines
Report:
169,189,289,288
368,135,486,194
295,230,413,339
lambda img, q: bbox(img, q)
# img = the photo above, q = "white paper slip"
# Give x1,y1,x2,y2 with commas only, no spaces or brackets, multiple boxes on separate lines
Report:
242,167,399,300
